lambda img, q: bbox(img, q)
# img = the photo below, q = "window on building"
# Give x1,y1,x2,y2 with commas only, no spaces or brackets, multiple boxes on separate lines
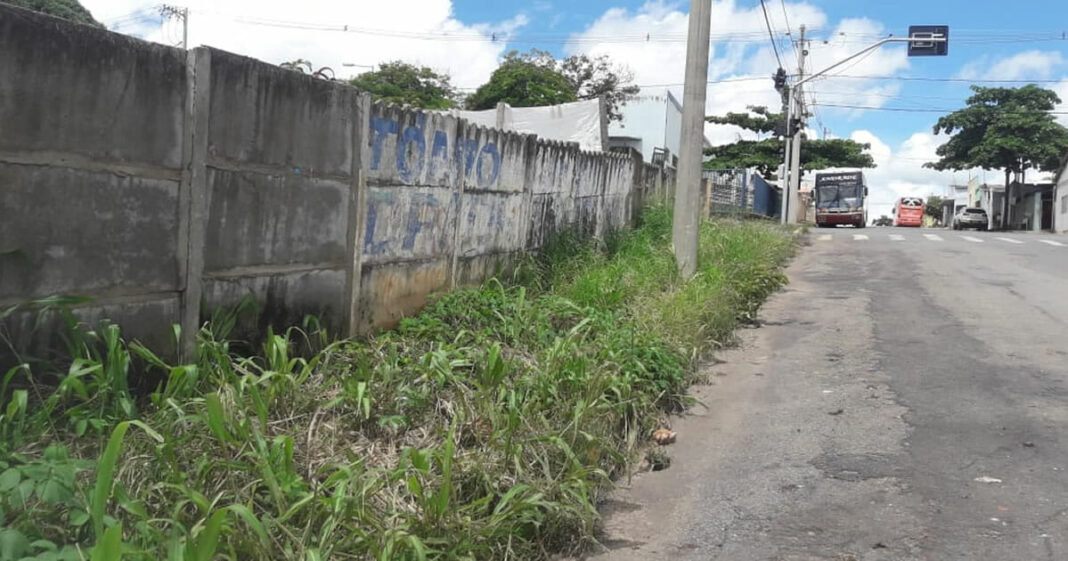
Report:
1063,194,1068,213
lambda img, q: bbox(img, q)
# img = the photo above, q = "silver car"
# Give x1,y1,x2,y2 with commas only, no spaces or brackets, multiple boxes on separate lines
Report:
953,208,988,231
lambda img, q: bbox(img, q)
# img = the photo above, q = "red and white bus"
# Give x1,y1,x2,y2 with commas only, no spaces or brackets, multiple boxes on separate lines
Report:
893,197,924,227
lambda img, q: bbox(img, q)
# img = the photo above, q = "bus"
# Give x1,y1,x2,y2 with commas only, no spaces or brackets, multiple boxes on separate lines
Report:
893,197,925,227
814,171,867,228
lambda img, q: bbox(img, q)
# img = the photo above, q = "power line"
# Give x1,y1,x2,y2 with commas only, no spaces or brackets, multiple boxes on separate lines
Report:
808,74,1068,84
758,0,784,69
454,75,772,92
811,102,1068,114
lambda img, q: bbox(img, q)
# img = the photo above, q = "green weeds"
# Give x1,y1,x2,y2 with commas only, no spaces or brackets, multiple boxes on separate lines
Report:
0,207,795,560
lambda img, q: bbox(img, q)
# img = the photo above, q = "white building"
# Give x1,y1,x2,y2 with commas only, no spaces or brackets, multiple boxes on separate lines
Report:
607,90,711,166
1055,153,1068,233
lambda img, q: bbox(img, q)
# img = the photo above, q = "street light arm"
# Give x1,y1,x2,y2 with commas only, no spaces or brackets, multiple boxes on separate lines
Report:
793,37,946,89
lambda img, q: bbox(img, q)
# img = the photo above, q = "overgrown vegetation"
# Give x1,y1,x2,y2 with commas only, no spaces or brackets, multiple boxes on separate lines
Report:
0,207,795,560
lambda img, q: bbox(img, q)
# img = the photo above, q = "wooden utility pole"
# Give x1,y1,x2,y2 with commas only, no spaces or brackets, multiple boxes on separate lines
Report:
672,0,712,277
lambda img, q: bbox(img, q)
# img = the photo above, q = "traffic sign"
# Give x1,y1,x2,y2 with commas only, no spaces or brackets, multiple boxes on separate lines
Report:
907,25,949,56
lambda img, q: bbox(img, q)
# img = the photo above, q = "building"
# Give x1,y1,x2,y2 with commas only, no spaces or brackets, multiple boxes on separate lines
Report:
1055,153,1068,233
975,183,1005,230
975,181,1056,231
607,90,712,166
1011,182,1054,232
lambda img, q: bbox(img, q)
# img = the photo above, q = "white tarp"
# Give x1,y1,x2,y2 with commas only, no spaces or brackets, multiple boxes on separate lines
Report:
450,98,605,152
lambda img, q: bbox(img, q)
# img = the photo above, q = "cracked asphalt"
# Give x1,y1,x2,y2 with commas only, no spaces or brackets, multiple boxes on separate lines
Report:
587,228,1068,561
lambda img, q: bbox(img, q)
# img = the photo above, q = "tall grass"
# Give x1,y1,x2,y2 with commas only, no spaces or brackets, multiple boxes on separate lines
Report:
0,206,796,560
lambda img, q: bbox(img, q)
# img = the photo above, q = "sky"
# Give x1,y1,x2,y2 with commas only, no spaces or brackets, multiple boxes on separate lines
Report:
81,0,1068,219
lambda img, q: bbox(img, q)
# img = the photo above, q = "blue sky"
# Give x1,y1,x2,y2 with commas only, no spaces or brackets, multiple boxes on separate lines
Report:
83,0,1068,216
448,0,1068,147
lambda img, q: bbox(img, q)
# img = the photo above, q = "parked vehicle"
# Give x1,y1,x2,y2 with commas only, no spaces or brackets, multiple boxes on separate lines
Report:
893,197,924,227
953,207,989,230
815,171,868,228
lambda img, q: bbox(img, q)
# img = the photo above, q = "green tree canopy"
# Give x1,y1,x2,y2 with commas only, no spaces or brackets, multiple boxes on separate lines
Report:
349,61,458,110
465,49,639,120
704,106,876,178
925,84,1068,228
8,0,100,25
465,53,578,111
925,195,947,221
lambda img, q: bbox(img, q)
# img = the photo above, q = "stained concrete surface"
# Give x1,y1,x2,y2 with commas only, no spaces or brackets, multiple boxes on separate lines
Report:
590,229,1068,561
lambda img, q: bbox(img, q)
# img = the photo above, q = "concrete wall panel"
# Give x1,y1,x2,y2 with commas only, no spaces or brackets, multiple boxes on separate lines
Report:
203,168,349,271
207,50,356,176
202,269,347,336
356,260,450,331
367,104,461,188
458,193,527,255
2,296,180,366
362,187,459,265
0,164,179,300
0,6,186,168
455,252,525,287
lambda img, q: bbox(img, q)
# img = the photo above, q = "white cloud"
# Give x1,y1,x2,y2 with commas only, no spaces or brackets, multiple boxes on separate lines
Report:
563,2,917,146
83,0,523,87
845,130,982,219
1051,78,1068,127
958,50,1065,81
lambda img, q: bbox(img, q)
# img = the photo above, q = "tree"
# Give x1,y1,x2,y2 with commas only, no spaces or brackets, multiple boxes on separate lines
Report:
924,195,947,222
926,85,1068,230
8,0,100,25
704,106,876,178
558,53,640,122
466,49,639,121
465,55,576,111
349,61,458,110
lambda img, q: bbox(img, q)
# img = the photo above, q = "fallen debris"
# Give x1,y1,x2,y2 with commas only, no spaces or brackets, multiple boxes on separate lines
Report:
653,429,677,445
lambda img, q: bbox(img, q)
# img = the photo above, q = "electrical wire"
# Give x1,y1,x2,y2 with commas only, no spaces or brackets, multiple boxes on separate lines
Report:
758,0,784,69
802,74,1067,84
811,102,1068,114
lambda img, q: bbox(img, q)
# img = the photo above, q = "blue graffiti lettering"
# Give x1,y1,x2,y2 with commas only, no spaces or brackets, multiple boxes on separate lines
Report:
455,138,480,176
362,196,390,255
369,117,399,171
402,193,439,250
429,130,450,178
476,144,500,188
396,119,427,184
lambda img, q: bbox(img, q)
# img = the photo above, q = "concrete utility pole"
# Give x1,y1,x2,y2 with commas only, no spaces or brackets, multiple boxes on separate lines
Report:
781,26,807,224
672,0,712,277
780,30,948,225
160,5,188,49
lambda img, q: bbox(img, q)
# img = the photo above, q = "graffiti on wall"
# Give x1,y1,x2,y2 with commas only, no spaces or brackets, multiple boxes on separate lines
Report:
362,189,457,258
369,114,500,188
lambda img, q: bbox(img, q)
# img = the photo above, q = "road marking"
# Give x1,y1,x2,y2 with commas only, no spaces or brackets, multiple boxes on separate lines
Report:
923,234,944,241
853,234,868,241
962,236,984,243
818,234,832,241
1038,239,1065,247
996,237,1023,244
888,234,905,241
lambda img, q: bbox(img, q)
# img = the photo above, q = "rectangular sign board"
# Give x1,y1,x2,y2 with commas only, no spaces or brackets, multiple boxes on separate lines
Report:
907,25,949,56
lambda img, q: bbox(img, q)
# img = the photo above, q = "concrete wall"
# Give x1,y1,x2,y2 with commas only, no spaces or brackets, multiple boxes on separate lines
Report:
1,7,188,355
1,4,672,363
1056,165,1068,233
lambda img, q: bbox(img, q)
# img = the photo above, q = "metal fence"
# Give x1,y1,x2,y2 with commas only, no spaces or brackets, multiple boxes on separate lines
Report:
699,169,780,220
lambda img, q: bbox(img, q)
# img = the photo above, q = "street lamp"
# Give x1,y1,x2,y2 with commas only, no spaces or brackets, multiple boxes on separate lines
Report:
780,26,949,224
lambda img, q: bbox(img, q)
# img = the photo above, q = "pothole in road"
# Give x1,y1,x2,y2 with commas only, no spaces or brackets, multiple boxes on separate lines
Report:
811,453,907,482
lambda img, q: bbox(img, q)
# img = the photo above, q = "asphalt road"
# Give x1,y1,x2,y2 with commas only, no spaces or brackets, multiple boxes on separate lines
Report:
589,227,1068,561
